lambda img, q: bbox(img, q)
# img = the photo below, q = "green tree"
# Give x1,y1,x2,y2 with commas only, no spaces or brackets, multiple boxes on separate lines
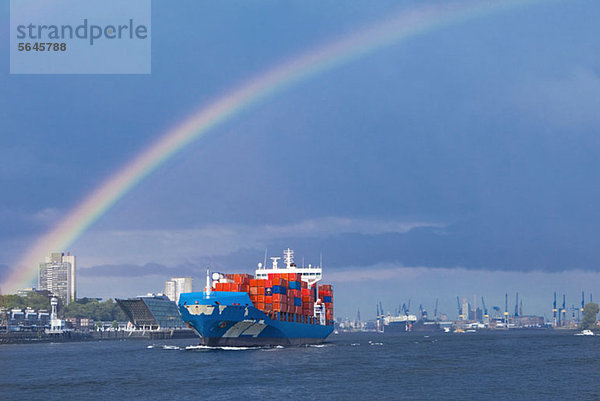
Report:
580,302,599,330
63,298,127,321
0,293,50,310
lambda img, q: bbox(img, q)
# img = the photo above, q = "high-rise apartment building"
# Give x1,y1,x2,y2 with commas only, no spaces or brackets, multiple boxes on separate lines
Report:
38,252,76,305
164,277,192,303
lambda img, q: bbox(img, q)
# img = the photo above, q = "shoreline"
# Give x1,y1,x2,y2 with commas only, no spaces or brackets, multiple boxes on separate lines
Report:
0,329,197,345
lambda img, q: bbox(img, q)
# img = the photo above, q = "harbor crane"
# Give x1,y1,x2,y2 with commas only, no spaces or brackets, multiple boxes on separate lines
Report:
580,291,585,322
492,306,501,319
553,292,557,326
481,296,489,319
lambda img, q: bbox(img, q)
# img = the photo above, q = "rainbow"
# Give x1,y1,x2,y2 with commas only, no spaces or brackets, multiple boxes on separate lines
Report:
2,0,544,293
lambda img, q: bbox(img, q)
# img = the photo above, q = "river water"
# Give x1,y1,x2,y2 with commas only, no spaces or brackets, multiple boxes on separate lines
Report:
1,330,598,400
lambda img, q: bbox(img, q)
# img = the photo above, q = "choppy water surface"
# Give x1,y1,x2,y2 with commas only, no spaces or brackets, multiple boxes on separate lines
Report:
1,331,599,400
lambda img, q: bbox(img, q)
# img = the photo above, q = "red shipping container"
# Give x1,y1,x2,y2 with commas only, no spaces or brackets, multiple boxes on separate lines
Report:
264,303,273,311
265,296,272,304
273,294,287,303
257,295,265,303
301,281,307,289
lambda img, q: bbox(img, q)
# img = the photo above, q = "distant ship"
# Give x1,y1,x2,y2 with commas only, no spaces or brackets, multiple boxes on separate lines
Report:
384,314,443,333
384,314,417,333
178,249,335,346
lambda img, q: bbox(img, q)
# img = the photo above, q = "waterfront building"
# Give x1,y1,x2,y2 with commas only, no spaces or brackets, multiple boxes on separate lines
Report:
38,252,76,305
116,295,186,330
164,277,192,303
461,298,469,321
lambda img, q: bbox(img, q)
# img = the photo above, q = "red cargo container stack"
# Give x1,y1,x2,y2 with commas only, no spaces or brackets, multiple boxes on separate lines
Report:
319,284,334,325
213,271,332,325
248,278,266,310
215,274,253,293
301,288,315,316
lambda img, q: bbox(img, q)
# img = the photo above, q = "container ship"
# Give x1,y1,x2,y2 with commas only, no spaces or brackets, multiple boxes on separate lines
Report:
384,314,418,333
383,309,443,333
178,249,334,346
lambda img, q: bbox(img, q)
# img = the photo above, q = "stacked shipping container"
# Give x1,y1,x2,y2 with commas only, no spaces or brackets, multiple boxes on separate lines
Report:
213,273,333,325
318,284,334,325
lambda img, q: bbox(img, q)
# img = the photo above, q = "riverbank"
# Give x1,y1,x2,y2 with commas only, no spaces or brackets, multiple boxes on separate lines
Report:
0,328,197,344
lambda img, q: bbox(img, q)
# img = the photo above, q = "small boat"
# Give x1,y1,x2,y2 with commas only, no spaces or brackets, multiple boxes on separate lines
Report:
575,329,595,336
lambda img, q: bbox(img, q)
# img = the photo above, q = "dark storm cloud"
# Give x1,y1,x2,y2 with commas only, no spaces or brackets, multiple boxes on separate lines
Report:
79,262,202,278
208,217,600,273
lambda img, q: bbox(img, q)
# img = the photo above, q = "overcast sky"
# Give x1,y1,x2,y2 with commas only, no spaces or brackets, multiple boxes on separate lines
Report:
2,0,600,319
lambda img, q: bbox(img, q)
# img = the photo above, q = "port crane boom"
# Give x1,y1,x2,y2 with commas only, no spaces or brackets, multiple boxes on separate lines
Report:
481,296,489,319
457,296,463,319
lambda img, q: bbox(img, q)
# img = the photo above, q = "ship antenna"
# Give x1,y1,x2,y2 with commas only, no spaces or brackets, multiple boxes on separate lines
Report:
205,267,211,297
263,248,268,270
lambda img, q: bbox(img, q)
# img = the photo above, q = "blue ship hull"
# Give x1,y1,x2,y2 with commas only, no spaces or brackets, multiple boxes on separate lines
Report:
178,292,334,346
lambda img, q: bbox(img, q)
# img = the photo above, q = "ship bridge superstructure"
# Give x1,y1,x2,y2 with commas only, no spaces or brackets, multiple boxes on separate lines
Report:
255,248,322,287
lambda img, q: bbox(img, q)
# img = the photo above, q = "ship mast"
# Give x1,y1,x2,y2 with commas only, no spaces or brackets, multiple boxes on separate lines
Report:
205,268,211,297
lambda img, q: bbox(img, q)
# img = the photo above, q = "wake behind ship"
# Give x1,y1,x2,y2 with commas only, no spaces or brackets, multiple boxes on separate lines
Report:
178,249,334,346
